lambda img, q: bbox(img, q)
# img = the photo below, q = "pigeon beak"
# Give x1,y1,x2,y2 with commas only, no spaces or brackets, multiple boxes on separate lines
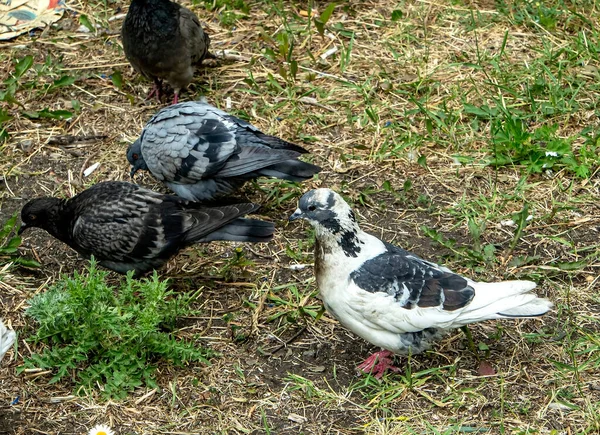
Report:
288,209,304,222
17,223,27,235
130,166,138,178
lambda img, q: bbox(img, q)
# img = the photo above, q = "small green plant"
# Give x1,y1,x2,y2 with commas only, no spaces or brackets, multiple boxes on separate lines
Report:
0,213,40,268
217,246,255,280
0,55,33,105
20,260,214,400
489,119,592,177
194,0,249,27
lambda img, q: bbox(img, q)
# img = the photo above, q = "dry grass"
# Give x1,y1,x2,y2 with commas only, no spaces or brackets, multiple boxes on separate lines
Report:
1,0,600,433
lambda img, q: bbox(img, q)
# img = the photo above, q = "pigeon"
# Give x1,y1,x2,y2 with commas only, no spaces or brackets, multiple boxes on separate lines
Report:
0,319,16,363
127,101,321,201
19,181,274,276
121,0,211,104
289,188,552,378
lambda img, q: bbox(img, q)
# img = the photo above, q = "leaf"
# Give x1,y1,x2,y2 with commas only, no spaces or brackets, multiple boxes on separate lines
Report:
79,14,95,33
477,361,495,376
14,55,34,79
556,260,588,271
464,104,496,119
319,3,336,25
0,108,12,124
111,70,123,90
50,76,76,90
314,3,336,36
417,155,427,168
5,236,22,250
391,9,403,21
289,60,298,80
12,257,41,268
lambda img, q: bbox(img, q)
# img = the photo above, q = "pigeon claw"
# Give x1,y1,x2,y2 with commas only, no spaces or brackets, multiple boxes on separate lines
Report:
357,350,401,379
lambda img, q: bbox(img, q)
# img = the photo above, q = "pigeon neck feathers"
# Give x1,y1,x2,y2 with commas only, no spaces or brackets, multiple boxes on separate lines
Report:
295,189,377,259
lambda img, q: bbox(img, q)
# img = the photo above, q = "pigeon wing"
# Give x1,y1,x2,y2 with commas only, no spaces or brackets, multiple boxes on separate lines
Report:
71,190,165,263
177,5,209,63
350,250,475,311
192,102,310,154
346,251,475,333
141,104,239,183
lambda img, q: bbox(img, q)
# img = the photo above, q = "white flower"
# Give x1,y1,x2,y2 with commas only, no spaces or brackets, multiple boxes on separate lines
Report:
545,151,559,157
88,424,114,435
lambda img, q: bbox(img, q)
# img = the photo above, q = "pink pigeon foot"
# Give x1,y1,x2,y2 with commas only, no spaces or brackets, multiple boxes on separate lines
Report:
146,81,163,102
357,350,401,379
172,91,179,105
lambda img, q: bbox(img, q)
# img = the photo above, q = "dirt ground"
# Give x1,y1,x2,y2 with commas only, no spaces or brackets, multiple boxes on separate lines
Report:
1,0,600,434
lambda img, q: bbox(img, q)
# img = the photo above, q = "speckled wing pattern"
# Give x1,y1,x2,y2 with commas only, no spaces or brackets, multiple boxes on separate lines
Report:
350,242,475,312
68,182,259,272
70,183,174,264
178,5,209,64
140,103,239,183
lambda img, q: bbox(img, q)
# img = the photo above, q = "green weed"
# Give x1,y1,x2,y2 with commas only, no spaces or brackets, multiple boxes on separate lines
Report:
20,260,214,400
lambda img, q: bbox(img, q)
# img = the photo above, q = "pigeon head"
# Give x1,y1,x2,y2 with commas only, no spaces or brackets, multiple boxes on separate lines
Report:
19,197,65,236
289,189,357,234
126,140,148,177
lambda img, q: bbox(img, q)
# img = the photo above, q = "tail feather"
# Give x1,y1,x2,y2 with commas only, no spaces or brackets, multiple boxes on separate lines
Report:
254,131,309,154
455,280,551,326
217,147,301,177
198,218,274,243
258,160,321,181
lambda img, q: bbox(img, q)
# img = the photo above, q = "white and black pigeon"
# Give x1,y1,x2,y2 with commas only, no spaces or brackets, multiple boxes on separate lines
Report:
289,188,552,378
0,319,16,363
121,0,211,104
19,181,274,276
127,101,321,201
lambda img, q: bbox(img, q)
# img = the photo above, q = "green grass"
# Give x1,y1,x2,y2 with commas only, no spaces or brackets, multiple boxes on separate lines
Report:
20,260,215,400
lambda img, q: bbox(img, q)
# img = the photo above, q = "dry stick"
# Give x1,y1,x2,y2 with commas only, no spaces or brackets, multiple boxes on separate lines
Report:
251,273,276,336
48,135,108,145
268,325,308,356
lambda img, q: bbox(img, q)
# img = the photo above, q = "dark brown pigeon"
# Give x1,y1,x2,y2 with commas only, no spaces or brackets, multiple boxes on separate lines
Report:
127,101,321,201
19,181,273,276
121,0,211,104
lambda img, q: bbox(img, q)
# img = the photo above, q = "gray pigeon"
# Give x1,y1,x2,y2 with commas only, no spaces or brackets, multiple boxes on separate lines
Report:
289,189,551,378
19,181,274,276
121,0,211,104
127,101,321,201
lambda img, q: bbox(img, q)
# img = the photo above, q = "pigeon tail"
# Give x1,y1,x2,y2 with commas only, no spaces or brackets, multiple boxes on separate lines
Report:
257,160,322,182
198,218,274,243
253,131,309,154
455,280,551,325
215,147,302,178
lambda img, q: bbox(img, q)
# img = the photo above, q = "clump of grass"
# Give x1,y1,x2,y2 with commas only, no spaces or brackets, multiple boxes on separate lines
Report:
20,260,214,400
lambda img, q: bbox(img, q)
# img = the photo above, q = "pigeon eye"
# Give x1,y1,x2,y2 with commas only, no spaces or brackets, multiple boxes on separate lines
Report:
28,214,37,221
307,205,316,212
132,153,139,160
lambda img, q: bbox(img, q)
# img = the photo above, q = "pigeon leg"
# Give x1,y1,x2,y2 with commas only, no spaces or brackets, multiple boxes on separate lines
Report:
146,80,163,102
357,350,401,379
172,90,180,105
